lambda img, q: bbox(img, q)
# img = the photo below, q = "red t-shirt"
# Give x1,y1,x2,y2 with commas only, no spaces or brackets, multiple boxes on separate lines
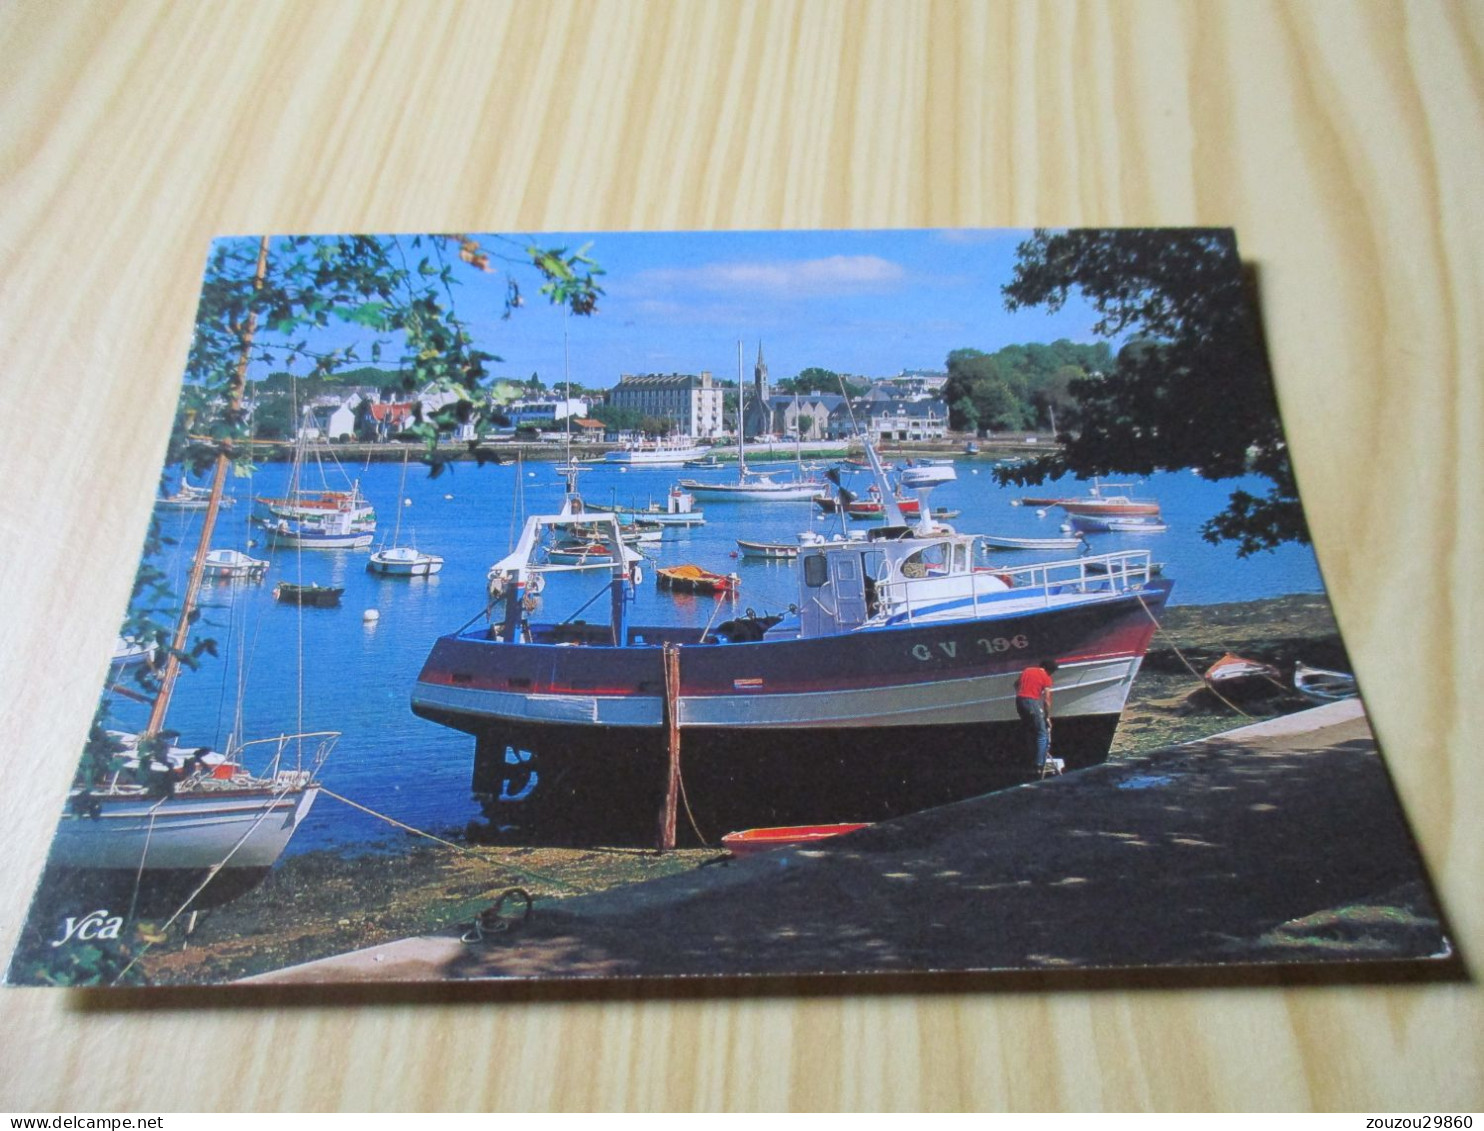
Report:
1016,666,1053,700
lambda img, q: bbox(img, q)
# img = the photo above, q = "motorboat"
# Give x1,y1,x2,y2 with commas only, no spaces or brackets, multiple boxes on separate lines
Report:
203,548,269,578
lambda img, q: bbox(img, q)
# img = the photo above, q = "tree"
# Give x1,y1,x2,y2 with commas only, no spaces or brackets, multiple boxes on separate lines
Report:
589,404,642,433
1002,228,1304,555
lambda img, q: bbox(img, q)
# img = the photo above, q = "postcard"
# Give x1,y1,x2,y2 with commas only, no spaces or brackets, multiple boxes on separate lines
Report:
5,228,1450,987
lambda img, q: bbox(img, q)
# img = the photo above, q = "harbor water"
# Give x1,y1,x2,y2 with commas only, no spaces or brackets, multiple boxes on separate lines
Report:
119,455,1327,855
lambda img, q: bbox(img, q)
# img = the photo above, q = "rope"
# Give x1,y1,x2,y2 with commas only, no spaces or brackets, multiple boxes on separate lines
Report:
319,787,587,894
1133,591,1254,718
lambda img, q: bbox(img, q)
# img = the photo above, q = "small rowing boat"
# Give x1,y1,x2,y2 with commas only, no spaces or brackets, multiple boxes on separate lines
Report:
656,564,740,595
721,823,872,856
272,582,344,608
1293,661,1358,703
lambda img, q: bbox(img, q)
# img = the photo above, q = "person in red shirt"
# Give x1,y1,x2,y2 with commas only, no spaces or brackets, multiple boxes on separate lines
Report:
1015,659,1061,772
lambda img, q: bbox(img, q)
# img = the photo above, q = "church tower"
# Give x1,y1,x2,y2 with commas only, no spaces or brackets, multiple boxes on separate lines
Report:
753,341,769,405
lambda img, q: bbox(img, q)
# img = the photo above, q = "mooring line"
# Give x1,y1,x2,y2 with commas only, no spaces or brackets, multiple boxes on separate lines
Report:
1134,591,1254,718
319,787,588,894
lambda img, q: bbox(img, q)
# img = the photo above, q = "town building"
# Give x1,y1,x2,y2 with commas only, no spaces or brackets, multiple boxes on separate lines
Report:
741,343,773,439
609,371,726,438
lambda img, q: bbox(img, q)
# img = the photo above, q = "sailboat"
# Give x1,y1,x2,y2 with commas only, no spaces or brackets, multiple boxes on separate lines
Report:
679,342,821,502
49,373,335,891
368,453,444,576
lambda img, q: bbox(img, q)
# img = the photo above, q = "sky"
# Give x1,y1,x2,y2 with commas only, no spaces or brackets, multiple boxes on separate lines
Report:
238,229,1113,390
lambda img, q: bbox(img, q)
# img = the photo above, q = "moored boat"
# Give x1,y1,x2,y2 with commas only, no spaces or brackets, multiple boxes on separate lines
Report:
610,489,706,527
656,563,741,595
54,337,331,899
1203,652,1282,698
203,548,269,578
258,510,375,550
367,545,444,576
1293,661,1358,703
1058,480,1161,519
735,539,800,560
978,532,1087,552
273,581,344,607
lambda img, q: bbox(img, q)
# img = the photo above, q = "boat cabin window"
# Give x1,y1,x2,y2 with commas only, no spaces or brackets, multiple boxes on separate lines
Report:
900,541,950,579
953,543,968,573
803,553,829,588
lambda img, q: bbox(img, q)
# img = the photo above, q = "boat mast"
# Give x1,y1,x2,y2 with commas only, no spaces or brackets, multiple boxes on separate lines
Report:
736,339,747,479
146,235,269,736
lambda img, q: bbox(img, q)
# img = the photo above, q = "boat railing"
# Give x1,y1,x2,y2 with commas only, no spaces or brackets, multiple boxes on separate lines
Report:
878,549,1157,625
231,730,341,778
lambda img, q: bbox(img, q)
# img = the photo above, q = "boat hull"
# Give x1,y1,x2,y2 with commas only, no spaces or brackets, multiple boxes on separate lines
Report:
413,582,1169,845
49,787,319,872
367,551,444,576
679,481,821,502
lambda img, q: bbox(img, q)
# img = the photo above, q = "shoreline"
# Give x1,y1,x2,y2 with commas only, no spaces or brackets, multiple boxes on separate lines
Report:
234,436,1054,465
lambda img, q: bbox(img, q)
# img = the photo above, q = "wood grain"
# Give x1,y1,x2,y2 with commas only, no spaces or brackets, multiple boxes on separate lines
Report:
1,0,1480,1111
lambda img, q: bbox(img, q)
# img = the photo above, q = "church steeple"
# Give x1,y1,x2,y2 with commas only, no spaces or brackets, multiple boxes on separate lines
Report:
753,341,769,404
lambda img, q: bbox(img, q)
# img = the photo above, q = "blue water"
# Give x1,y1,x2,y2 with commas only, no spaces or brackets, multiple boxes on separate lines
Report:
121,457,1326,855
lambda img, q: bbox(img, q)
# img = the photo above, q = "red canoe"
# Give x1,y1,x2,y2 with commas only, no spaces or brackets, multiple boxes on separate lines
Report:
721,822,872,856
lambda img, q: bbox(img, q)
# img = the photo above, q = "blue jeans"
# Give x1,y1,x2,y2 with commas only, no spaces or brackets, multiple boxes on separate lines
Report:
1016,696,1050,766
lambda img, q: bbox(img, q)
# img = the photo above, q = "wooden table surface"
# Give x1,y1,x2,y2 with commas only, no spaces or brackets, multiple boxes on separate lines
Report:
2,0,1480,1112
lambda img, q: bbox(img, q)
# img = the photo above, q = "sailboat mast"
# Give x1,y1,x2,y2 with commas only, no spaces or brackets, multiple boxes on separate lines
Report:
146,235,270,736
737,339,747,477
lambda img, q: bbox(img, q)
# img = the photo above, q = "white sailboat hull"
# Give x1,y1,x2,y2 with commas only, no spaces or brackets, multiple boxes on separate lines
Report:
50,786,320,872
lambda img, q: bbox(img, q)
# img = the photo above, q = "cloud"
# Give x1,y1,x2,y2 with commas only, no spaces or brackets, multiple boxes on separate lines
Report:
635,255,905,297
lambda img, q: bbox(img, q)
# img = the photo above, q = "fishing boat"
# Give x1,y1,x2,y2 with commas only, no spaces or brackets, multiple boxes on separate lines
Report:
1018,496,1068,508
412,443,1173,846
202,548,269,578
736,539,800,560
367,454,444,576
721,822,871,856
1203,652,1282,698
1058,480,1162,519
258,510,375,550
610,489,706,527
273,581,344,607
255,412,377,540
656,564,741,595
683,454,725,469
50,350,331,894
977,532,1088,552
1293,661,1358,703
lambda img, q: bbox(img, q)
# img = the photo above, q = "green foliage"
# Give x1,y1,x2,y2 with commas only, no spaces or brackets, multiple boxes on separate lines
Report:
122,233,605,715
589,404,642,432
1002,228,1304,555
942,340,1110,433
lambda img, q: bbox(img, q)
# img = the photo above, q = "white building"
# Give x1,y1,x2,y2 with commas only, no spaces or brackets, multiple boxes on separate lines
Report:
609,372,726,438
